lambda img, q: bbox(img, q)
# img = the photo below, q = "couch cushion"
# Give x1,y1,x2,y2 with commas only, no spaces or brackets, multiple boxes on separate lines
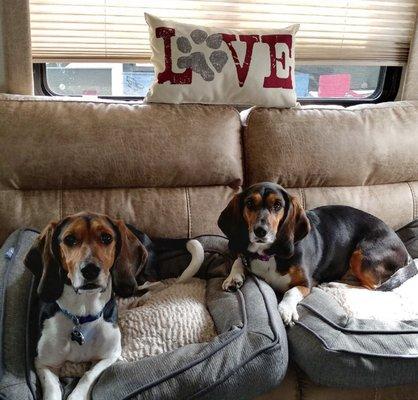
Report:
0,94,243,190
0,186,235,244
286,183,417,230
243,101,418,188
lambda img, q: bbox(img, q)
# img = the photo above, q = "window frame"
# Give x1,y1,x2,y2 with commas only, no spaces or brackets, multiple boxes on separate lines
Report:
33,63,402,106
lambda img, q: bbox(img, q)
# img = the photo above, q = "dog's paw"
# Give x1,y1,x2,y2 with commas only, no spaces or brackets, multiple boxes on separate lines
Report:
222,274,244,292
278,301,299,327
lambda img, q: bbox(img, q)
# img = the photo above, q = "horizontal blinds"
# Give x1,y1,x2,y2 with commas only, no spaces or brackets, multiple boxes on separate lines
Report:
30,0,418,64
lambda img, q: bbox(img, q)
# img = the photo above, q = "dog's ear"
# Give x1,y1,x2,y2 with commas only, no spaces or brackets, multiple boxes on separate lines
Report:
270,192,310,259
111,220,148,297
24,221,65,302
218,193,249,253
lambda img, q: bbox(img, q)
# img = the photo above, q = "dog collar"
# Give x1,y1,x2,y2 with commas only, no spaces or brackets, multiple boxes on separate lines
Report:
57,302,109,325
247,252,273,262
56,298,115,345
240,252,273,269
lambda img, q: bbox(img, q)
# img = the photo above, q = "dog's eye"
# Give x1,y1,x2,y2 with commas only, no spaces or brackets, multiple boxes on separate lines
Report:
246,199,255,209
63,234,77,247
273,201,282,211
100,233,113,245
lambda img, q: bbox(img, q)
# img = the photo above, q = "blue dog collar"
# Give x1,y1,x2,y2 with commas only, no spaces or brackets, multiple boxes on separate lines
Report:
58,306,104,325
56,298,115,345
56,299,113,325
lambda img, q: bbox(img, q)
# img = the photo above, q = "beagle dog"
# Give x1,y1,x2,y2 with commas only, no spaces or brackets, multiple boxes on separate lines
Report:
24,212,204,400
218,182,415,326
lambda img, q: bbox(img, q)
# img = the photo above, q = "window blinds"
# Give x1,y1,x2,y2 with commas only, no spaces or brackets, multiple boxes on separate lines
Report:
29,0,418,65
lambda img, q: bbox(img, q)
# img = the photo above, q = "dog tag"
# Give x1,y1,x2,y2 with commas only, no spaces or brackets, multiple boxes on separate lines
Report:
71,323,96,345
71,326,85,345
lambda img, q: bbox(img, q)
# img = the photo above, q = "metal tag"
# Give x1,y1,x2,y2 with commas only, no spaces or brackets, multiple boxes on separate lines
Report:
70,323,96,345
71,326,85,345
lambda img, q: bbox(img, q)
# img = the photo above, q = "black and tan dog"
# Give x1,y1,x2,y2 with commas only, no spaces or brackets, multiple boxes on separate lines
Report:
218,182,414,326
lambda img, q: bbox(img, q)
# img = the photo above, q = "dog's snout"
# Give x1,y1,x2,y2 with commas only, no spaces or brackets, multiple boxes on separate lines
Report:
254,226,267,238
81,263,101,281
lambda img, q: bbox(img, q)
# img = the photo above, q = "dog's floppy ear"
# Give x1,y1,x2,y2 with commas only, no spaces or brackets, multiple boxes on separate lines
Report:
218,193,249,253
24,221,65,302
270,192,310,259
110,219,148,297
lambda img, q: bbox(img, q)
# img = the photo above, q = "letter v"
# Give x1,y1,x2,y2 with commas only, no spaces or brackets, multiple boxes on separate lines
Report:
222,34,259,87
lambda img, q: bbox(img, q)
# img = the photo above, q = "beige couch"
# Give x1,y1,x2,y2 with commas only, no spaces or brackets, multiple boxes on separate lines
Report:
1,94,418,399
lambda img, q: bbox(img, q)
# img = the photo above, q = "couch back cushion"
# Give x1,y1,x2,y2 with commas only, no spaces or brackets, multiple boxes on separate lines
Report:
0,95,243,242
243,101,418,229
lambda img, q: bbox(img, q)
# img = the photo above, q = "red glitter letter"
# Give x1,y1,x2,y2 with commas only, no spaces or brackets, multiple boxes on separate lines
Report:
222,34,259,87
156,27,192,85
261,34,293,89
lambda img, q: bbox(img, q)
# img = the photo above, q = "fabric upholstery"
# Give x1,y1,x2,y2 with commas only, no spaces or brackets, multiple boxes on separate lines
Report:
255,367,300,400
0,1,33,94
286,183,416,230
298,374,418,400
243,101,418,188
0,95,242,190
0,186,235,244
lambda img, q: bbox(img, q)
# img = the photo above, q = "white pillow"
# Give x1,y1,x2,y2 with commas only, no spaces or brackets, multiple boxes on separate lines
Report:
144,13,299,107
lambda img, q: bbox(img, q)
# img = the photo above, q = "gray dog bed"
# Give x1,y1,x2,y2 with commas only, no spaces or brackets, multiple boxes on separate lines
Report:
288,219,418,389
0,229,288,400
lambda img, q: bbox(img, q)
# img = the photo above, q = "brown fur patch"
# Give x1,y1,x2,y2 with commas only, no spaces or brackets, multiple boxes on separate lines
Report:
243,208,258,231
295,285,311,297
289,265,308,287
243,193,262,230
265,193,281,208
268,208,284,234
349,249,377,289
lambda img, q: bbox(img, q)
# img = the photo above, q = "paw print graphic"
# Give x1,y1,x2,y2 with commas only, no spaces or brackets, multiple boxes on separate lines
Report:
176,29,228,81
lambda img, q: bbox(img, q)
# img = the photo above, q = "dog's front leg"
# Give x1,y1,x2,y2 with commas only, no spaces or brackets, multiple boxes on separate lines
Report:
67,356,119,400
278,285,310,326
35,359,62,400
222,257,246,292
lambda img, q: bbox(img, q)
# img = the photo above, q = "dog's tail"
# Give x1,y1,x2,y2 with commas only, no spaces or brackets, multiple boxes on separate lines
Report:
176,239,205,283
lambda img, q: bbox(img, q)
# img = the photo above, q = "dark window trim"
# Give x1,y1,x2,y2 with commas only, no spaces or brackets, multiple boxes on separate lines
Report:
33,63,402,106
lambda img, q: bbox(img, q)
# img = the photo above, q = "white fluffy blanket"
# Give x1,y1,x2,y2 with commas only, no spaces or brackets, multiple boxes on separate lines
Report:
60,278,216,377
319,260,418,321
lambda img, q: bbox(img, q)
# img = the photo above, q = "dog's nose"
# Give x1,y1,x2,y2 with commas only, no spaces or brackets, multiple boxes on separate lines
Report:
81,263,100,280
254,227,267,238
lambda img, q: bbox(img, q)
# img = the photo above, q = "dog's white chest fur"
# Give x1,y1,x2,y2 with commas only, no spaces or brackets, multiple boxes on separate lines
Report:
249,258,291,293
35,284,122,400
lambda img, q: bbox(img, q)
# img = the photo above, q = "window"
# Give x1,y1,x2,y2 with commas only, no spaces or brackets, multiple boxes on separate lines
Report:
31,0,413,103
36,62,400,104
44,63,154,97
